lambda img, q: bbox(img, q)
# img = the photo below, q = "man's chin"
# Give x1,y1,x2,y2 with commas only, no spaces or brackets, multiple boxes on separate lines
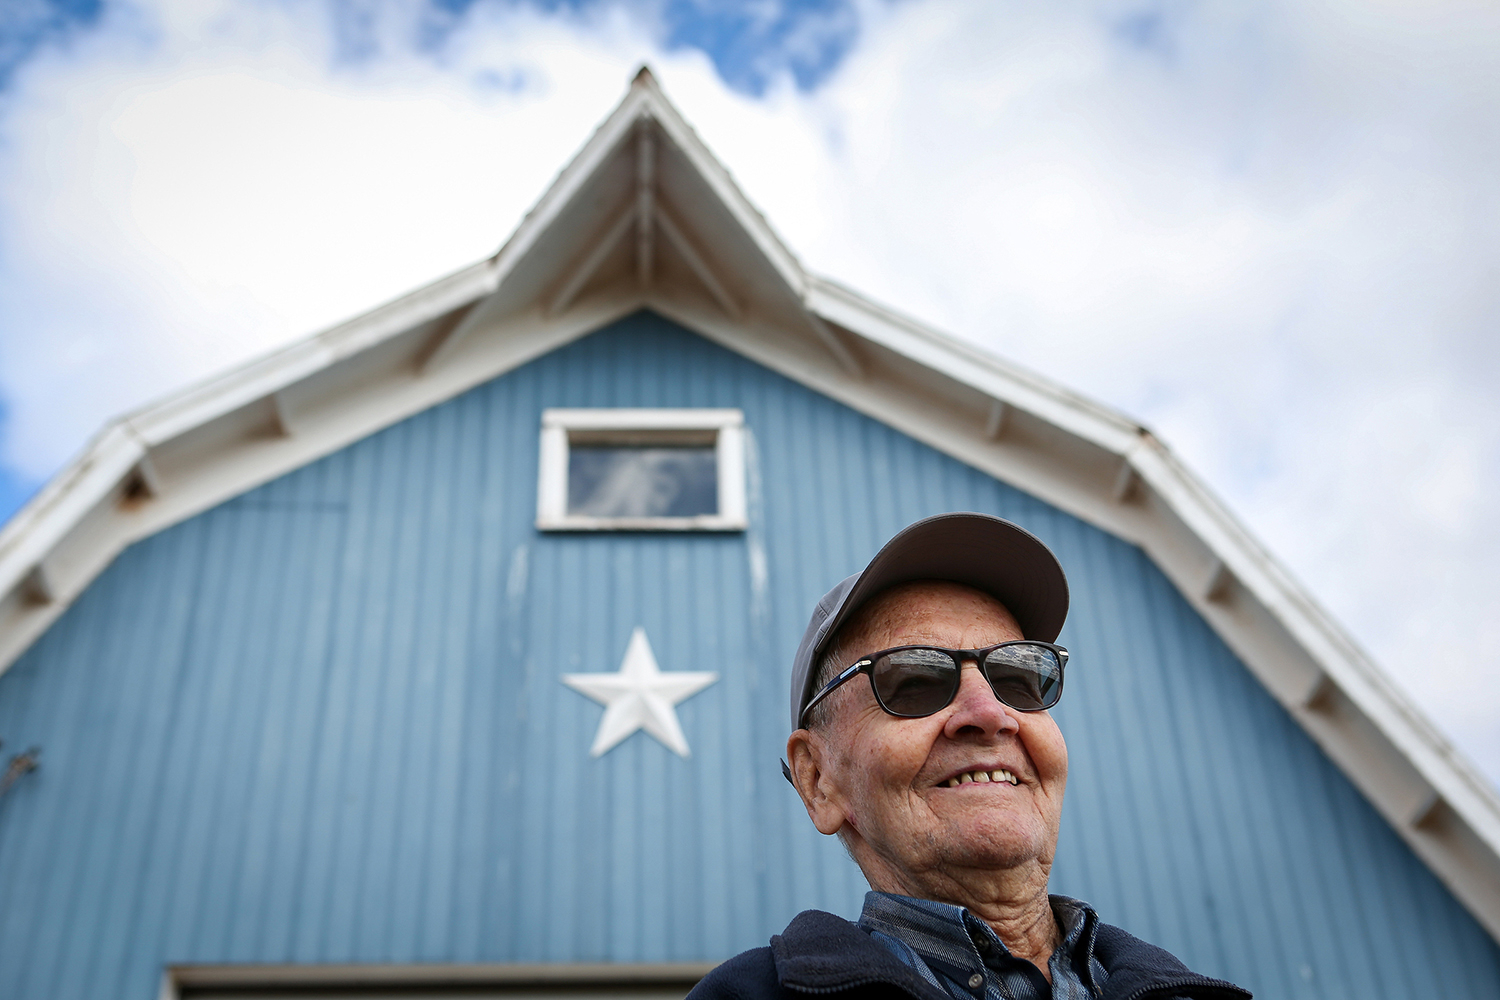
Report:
933,815,1048,871
939,845,1042,874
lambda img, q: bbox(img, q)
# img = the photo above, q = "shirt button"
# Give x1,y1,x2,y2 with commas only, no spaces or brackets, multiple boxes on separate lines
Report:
967,973,984,989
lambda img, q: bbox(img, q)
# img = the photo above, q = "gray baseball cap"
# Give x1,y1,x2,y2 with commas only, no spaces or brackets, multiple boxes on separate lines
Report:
789,512,1069,731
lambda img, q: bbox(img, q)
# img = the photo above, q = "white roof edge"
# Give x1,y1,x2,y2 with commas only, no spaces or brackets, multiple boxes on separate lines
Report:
0,66,1497,939
1136,428,1500,833
0,256,495,598
805,276,1143,445
632,71,809,294
489,83,653,278
0,422,145,588
127,257,498,446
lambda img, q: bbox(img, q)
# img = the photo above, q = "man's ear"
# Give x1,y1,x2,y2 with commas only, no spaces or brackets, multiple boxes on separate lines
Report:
787,729,850,836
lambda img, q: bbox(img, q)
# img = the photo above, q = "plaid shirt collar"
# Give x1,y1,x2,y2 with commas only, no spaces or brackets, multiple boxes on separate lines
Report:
858,891,1107,1000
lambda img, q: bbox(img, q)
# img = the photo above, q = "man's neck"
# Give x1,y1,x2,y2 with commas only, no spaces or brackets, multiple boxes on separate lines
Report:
860,857,1060,982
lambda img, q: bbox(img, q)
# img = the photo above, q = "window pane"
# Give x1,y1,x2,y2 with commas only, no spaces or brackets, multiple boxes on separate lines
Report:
567,446,718,518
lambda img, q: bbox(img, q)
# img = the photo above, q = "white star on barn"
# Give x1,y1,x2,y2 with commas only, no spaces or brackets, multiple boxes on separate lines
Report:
562,627,717,758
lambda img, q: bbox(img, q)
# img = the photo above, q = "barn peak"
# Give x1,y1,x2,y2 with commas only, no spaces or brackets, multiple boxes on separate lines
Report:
458,58,863,378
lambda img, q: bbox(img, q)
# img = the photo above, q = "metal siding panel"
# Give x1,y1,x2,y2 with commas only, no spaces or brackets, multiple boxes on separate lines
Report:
0,311,1498,999
22,545,155,999
114,521,218,998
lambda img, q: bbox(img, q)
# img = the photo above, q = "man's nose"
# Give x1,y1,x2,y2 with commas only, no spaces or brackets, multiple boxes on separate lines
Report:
942,661,1020,739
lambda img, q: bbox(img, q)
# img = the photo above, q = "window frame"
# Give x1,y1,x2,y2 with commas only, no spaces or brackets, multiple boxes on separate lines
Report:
536,408,748,532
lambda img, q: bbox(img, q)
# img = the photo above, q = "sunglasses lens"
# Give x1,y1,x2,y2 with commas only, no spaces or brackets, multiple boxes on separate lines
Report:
871,648,959,716
983,644,1063,711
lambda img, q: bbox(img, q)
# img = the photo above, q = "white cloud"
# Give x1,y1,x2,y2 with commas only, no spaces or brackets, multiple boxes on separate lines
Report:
0,0,1497,783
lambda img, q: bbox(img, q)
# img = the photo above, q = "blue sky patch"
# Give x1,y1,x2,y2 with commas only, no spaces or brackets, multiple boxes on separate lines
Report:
433,0,863,94
657,0,860,94
3,0,864,95
0,0,102,88
0,402,39,526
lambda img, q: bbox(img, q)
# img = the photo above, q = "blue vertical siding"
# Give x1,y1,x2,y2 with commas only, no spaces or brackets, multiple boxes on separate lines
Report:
0,310,1495,999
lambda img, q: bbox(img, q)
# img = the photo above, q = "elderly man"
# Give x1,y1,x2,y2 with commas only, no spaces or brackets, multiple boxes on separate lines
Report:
690,514,1249,1000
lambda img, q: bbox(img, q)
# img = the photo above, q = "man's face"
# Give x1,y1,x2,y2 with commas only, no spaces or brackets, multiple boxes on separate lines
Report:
790,581,1069,891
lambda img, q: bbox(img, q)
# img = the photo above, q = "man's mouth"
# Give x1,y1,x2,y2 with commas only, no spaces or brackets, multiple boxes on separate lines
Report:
942,769,1019,787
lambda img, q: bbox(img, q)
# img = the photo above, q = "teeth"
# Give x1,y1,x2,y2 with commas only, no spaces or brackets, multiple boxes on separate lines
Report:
945,770,1019,787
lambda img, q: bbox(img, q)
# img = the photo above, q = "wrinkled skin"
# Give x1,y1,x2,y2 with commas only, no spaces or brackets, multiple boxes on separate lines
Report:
786,581,1069,978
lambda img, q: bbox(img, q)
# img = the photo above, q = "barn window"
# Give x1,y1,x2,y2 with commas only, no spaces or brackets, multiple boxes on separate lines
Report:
536,409,747,531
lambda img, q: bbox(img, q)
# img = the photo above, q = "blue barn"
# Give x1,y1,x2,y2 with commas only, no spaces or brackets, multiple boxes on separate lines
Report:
1,69,1498,1000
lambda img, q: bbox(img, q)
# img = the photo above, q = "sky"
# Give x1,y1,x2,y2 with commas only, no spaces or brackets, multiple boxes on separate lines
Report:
0,0,1497,787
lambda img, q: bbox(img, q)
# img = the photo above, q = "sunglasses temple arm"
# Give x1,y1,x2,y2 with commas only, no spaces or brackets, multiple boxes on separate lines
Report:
781,759,795,787
797,662,865,729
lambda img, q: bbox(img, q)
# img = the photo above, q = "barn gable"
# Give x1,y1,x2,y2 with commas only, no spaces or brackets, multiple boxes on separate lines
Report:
0,66,1497,994
1,312,1497,1000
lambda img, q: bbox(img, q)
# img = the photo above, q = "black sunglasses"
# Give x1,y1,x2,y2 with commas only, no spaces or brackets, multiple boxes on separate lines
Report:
797,640,1069,730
